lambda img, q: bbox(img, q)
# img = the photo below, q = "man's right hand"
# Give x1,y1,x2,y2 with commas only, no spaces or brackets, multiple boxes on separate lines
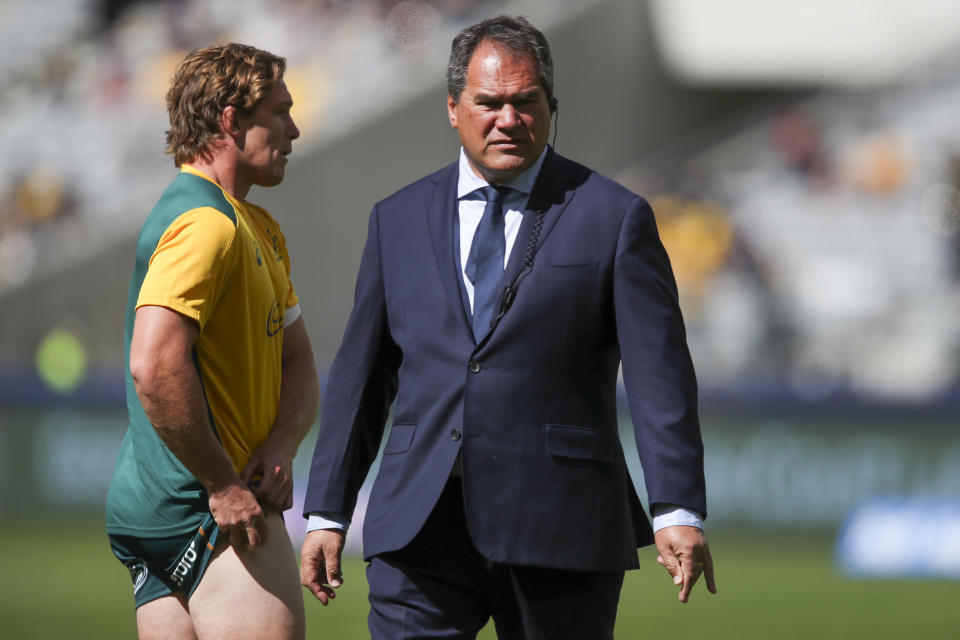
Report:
300,528,346,605
208,483,268,550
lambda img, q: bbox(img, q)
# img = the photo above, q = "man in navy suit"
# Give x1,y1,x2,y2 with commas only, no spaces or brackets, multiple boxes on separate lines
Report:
300,15,716,639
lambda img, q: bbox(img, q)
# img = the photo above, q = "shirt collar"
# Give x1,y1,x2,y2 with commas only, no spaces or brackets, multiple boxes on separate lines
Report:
456,146,549,199
180,164,242,207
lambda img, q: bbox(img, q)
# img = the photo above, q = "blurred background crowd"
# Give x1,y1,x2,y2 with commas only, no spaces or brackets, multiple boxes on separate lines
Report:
0,0,502,305
4,0,960,402
1,0,958,570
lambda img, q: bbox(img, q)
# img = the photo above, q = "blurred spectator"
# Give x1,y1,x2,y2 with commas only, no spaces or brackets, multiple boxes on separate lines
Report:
845,134,910,195
650,195,733,312
14,168,71,225
770,108,831,187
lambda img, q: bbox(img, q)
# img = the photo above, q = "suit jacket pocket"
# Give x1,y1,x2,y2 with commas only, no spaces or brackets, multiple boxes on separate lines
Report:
544,423,613,462
383,423,416,455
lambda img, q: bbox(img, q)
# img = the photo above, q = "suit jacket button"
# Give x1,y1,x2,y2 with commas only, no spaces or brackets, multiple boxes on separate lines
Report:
468,361,480,373
450,429,462,441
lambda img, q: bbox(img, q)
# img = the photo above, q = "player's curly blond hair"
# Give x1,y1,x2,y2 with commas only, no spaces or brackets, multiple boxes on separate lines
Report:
165,43,286,167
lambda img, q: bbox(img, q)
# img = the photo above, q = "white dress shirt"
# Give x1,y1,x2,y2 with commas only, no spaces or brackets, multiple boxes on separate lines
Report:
455,146,546,310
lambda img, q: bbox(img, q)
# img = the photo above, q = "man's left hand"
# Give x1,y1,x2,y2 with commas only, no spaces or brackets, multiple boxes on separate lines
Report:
241,441,294,512
654,525,717,603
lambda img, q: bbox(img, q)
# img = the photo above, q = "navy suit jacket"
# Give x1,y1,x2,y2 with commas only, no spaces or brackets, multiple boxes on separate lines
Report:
304,149,705,572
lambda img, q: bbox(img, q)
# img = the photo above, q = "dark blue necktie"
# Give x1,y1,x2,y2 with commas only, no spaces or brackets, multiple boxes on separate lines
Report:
465,185,508,340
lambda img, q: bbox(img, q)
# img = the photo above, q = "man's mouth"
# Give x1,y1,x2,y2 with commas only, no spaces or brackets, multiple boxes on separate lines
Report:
489,139,525,148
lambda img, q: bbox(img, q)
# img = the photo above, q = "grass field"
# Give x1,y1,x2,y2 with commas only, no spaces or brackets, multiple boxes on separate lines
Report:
2,520,957,639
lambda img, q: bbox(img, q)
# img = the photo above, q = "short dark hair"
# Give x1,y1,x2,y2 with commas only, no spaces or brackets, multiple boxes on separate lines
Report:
447,15,555,111
165,43,286,167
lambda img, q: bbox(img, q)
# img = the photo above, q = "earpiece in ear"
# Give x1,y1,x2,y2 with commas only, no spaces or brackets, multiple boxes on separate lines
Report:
550,97,559,147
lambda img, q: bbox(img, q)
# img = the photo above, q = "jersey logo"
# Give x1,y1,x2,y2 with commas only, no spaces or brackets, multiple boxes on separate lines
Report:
169,540,198,587
128,559,148,594
255,243,263,266
266,299,284,337
267,229,284,261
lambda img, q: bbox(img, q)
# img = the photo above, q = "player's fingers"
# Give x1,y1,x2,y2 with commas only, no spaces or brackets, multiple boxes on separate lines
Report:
229,524,245,550
254,472,278,503
279,487,294,512
257,484,290,514
237,516,262,550
268,475,291,509
254,467,291,511
251,514,269,549
239,457,261,485
249,528,261,550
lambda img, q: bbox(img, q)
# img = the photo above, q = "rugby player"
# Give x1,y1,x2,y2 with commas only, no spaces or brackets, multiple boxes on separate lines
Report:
105,43,319,640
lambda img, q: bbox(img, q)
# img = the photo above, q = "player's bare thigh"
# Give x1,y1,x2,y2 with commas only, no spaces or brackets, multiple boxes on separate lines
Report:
189,511,305,640
136,592,197,640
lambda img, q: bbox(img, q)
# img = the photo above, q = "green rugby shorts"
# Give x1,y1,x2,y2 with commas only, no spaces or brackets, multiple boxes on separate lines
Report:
108,513,220,608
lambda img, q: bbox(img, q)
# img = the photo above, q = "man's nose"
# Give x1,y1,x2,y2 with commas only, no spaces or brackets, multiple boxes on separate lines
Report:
496,104,521,129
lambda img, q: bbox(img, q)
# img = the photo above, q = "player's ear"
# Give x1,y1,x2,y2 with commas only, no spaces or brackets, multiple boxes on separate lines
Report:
221,105,243,139
447,94,459,129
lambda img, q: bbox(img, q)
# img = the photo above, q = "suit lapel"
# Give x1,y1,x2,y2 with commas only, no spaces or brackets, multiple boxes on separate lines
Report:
499,150,577,297
424,163,474,339
472,150,578,348
428,151,583,348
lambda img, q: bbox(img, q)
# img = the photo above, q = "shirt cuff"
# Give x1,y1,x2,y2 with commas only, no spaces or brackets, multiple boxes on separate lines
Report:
306,512,350,533
651,505,704,533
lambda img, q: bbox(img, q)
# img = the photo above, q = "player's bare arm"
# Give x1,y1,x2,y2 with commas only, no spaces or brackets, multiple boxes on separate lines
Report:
241,315,320,512
129,304,268,549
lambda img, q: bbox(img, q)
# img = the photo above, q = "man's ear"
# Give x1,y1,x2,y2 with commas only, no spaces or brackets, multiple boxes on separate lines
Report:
447,94,458,129
221,105,244,140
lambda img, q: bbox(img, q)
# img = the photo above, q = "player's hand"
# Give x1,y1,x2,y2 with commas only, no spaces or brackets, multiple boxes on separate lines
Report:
300,528,345,605
241,441,294,513
208,483,268,550
654,525,717,603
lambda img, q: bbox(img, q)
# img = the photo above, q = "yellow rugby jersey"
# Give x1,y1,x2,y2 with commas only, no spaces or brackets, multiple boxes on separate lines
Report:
107,165,300,536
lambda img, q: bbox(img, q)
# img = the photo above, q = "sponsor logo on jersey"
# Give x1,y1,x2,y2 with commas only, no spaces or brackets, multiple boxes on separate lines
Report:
255,243,263,266
268,229,284,261
169,540,198,586
266,299,284,337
